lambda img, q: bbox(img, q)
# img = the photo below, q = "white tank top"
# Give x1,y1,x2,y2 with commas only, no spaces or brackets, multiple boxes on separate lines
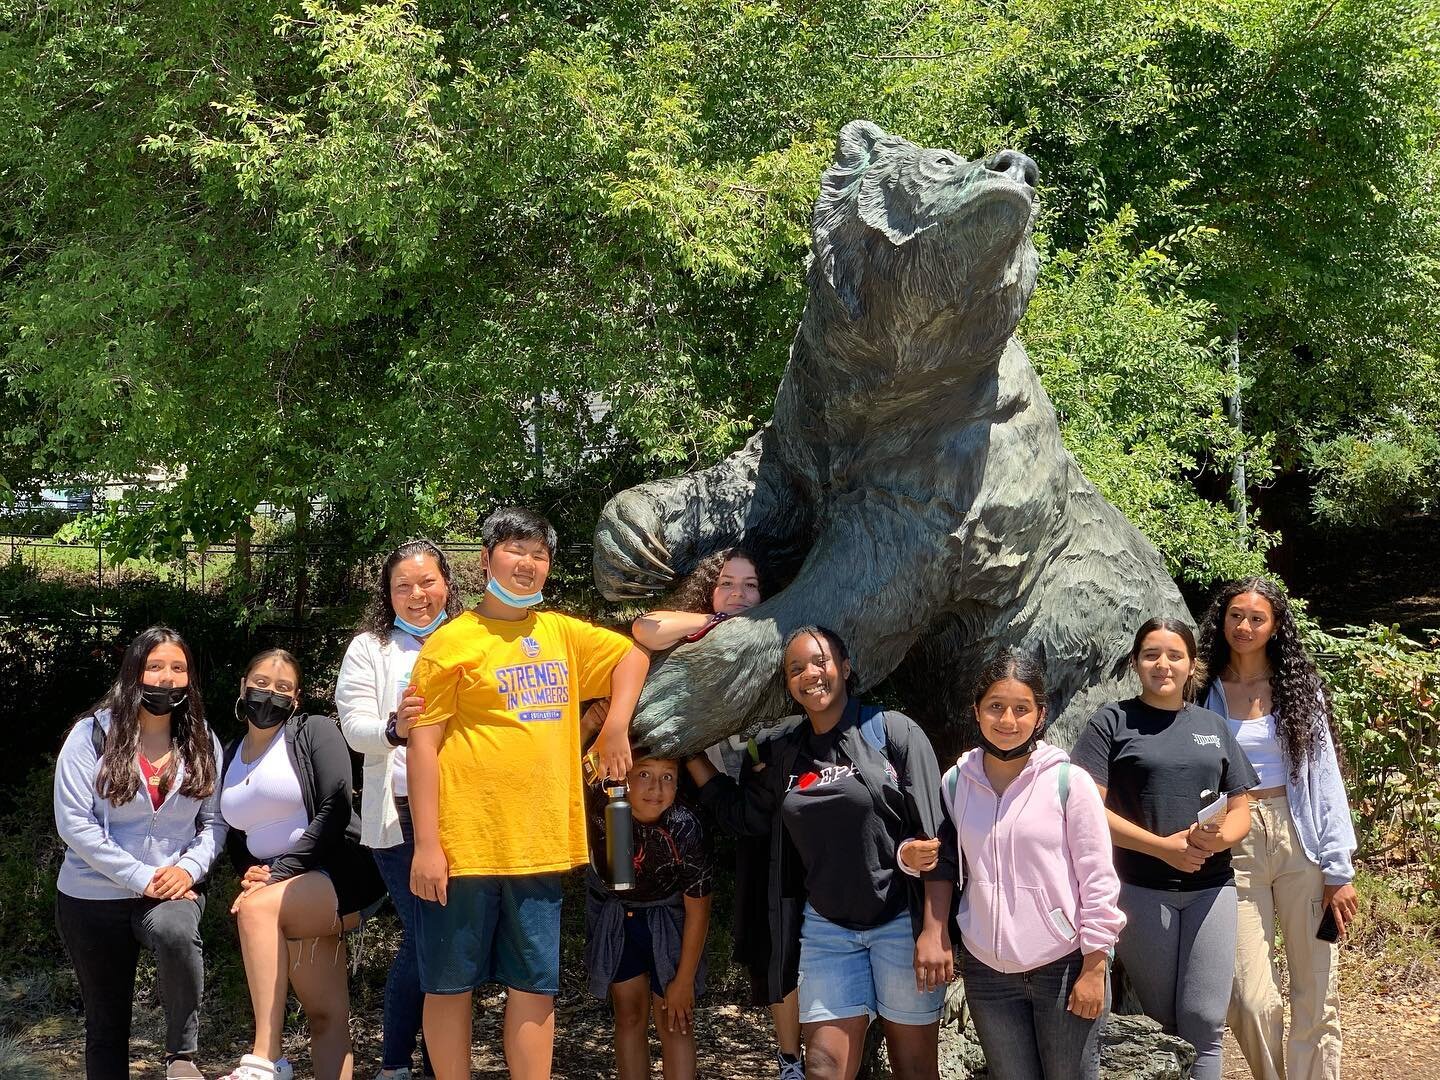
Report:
221,732,311,860
1227,713,1287,789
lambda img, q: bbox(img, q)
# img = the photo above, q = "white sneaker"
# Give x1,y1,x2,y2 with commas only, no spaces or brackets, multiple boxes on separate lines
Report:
217,1056,278,1080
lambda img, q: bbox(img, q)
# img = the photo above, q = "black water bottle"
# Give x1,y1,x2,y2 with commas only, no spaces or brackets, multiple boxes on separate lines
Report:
602,778,636,892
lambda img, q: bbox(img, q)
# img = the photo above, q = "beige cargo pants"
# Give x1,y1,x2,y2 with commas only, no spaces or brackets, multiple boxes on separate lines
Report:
1227,794,1342,1080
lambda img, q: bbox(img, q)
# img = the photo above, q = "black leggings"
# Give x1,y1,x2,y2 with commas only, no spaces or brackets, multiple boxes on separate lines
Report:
55,891,206,1080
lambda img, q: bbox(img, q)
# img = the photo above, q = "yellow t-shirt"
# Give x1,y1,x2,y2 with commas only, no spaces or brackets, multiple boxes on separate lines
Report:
408,609,634,876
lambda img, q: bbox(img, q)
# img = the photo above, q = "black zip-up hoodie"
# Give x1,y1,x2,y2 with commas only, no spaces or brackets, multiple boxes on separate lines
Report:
698,699,947,1004
222,712,383,916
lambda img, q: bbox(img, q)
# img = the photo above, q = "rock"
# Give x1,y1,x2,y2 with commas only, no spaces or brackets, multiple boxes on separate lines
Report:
1097,1015,1197,1079
869,1012,1195,1079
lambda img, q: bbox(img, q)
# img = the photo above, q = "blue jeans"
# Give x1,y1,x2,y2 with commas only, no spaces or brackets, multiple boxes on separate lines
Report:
797,903,945,1025
961,946,1106,1080
371,833,433,1075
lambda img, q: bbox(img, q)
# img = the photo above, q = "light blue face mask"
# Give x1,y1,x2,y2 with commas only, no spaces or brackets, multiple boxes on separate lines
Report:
395,609,448,638
486,575,544,609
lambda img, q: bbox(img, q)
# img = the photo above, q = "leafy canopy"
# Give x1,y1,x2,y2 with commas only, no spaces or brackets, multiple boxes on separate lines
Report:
3,0,1437,583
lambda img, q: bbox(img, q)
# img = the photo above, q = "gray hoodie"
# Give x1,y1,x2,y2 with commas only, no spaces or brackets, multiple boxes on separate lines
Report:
1203,680,1356,885
54,710,227,900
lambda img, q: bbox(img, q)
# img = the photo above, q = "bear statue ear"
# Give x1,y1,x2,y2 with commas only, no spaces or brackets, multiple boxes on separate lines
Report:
834,120,887,170
855,159,934,248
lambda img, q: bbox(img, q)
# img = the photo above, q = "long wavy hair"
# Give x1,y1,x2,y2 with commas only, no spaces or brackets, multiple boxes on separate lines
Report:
84,626,215,806
666,546,766,615
1198,577,1331,780
358,539,465,642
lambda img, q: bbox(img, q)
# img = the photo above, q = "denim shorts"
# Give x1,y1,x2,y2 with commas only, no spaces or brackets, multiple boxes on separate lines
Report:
797,903,945,1025
415,873,563,995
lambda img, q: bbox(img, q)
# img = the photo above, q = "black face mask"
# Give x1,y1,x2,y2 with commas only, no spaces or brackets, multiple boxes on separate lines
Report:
236,687,297,730
978,723,1045,762
140,685,188,715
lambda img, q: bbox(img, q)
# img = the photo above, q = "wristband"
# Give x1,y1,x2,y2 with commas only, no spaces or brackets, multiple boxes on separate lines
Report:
385,711,408,747
683,610,730,643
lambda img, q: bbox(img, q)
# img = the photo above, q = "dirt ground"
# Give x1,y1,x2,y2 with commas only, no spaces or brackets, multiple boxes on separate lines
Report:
20,961,1440,1079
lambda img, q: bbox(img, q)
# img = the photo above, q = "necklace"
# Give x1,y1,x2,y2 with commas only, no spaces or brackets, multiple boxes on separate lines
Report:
1222,665,1273,685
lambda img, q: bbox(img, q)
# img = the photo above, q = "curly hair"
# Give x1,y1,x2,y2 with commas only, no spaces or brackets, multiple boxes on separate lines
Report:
665,547,766,615
1198,577,1331,781
83,626,215,806
358,539,465,642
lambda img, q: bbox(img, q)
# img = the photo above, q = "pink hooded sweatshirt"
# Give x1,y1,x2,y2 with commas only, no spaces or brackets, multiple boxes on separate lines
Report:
945,741,1125,974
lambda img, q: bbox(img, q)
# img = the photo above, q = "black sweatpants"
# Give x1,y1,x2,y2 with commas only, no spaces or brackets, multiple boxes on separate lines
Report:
55,891,206,1080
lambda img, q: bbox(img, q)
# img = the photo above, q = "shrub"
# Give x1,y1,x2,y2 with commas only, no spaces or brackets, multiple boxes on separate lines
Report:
1307,623,1440,901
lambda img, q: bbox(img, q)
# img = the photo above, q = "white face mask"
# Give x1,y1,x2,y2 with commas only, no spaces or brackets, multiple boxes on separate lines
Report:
486,576,544,609
395,609,448,638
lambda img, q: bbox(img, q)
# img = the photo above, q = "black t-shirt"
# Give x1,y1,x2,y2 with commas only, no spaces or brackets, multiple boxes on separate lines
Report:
1070,698,1260,891
779,724,907,929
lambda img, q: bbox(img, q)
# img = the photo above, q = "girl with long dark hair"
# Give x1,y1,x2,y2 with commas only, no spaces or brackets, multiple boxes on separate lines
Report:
1198,578,1356,1080
337,539,464,1080
53,626,224,1080
1070,618,1258,1080
218,649,384,1080
687,626,951,1080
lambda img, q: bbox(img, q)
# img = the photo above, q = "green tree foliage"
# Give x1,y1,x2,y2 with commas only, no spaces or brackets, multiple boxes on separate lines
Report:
2,0,1437,582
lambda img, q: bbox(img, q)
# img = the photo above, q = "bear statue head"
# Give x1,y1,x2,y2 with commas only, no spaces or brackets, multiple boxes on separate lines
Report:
811,121,1039,357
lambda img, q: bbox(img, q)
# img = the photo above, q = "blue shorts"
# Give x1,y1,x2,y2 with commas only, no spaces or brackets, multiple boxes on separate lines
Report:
416,874,564,995
797,903,945,1025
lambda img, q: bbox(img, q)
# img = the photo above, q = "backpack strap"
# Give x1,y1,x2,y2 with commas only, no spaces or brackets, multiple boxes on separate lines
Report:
91,716,106,760
941,762,967,892
942,763,960,809
858,705,887,755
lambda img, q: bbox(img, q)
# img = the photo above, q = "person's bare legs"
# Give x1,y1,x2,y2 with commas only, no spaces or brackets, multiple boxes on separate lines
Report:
286,934,354,1080
503,989,556,1080
423,992,473,1080
653,992,696,1080
771,990,802,1057
609,974,652,1080
234,872,350,1064
880,1018,940,1080
802,1016,870,1080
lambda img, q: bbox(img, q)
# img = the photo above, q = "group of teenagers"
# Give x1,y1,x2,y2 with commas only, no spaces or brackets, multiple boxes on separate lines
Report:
53,506,1358,1080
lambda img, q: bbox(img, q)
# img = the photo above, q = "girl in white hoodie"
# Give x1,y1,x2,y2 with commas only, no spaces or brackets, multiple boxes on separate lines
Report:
927,648,1125,1080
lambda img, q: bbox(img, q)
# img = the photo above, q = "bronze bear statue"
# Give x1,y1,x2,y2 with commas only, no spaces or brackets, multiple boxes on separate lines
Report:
594,120,1191,757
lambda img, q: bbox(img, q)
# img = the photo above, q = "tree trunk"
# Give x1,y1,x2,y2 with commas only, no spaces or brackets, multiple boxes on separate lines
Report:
1228,324,1248,544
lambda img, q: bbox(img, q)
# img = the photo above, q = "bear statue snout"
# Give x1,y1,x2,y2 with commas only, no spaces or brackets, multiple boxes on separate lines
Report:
985,149,1038,189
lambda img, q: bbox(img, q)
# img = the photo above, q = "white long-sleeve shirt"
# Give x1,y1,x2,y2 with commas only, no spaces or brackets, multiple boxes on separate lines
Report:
336,628,423,849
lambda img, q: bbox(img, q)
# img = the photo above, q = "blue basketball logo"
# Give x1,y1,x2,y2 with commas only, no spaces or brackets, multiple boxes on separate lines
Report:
522,637,541,658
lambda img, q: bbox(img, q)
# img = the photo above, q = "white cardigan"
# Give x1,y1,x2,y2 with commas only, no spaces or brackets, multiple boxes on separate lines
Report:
336,628,422,849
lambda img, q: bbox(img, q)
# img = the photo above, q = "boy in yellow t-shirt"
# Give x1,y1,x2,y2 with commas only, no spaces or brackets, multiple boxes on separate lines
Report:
406,508,649,1080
